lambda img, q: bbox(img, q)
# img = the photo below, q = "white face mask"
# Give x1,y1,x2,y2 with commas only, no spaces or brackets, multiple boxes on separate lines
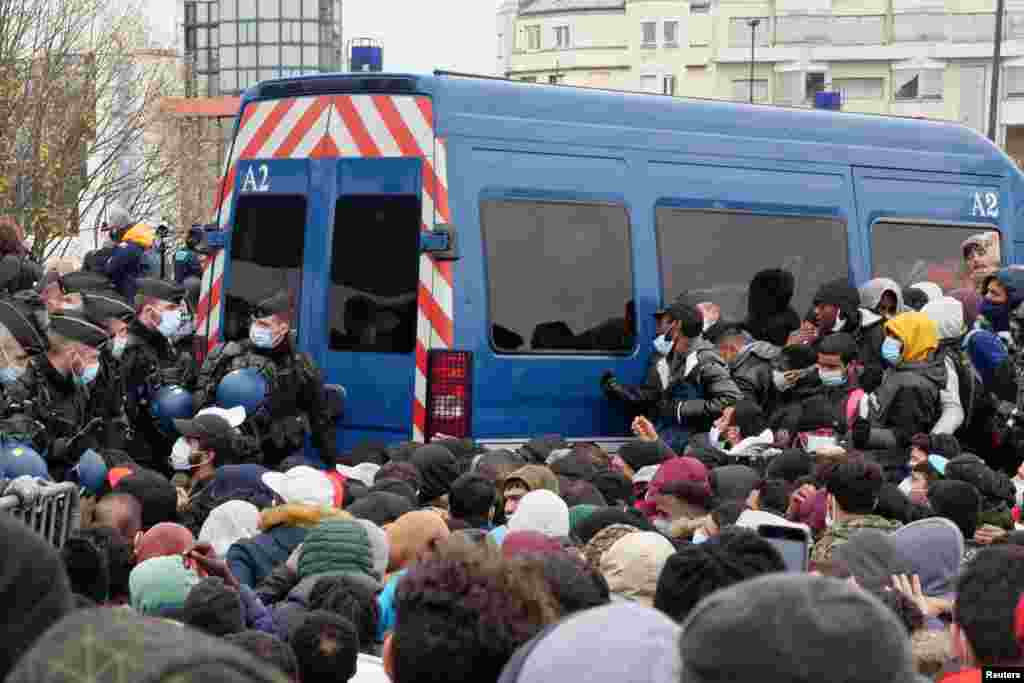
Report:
653,333,673,356
170,437,192,471
157,308,184,338
825,497,835,528
692,529,709,544
111,335,128,360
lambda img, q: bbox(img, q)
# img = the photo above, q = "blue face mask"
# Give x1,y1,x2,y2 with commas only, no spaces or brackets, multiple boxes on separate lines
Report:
157,308,183,338
653,332,673,356
74,362,100,387
250,324,277,349
818,368,846,387
881,337,903,366
0,365,24,385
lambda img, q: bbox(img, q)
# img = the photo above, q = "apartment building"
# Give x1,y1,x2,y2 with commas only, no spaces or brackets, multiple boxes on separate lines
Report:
504,0,1024,157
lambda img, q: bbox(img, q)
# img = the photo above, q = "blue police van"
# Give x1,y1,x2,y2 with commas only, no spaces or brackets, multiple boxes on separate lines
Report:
196,71,1021,454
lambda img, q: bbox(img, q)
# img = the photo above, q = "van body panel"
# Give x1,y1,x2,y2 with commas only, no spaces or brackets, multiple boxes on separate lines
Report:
197,73,1024,449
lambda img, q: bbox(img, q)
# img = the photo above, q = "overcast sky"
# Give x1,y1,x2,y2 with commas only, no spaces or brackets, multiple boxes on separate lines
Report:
145,0,500,75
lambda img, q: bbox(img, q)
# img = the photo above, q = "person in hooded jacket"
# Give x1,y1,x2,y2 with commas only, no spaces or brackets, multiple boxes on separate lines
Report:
770,336,863,449
810,277,887,377
0,217,41,295
977,267,1024,339
600,304,676,419
921,297,971,437
859,278,904,320
852,312,947,451
715,326,779,413
654,302,741,454
744,268,801,347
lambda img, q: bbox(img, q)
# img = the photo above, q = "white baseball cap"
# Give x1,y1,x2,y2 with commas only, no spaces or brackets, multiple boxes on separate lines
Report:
633,465,660,485
262,466,334,507
195,406,246,428
336,462,380,488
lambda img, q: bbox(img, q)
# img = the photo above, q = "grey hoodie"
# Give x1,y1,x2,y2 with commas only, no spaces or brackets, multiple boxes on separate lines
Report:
922,297,966,435
860,278,904,314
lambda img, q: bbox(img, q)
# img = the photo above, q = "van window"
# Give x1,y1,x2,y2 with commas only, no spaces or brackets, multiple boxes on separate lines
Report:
481,199,634,354
227,195,306,340
871,221,1001,294
655,208,849,322
327,195,420,354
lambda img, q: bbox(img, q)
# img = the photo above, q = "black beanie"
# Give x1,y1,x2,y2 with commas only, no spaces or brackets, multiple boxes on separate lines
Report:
618,440,671,472
184,577,245,637
927,480,982,539
346,491,413,527
0,515,74,679
61,533,111,604
590,470,634,507
668,303,703,339
571,507,655,544
370,479,418,507
928,434,962,460
813,278,860,318
114,469,177,530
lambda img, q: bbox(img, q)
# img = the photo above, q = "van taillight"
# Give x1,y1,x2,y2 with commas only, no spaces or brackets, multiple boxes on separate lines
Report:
426,350,473,440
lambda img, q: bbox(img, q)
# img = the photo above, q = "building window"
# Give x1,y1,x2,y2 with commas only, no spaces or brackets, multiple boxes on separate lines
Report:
640,75,659,93
521,76,537,83
729,17,770,48
806,72,826,101
833,77,884,100
664,20,679,46
663,75,677,95
894,69,943,100
656,207,849,323
641,21,657,47
481,199,634,354
776,15,830,44
238,20,257,43
830,15,885,45
1006,13,1024,39
893,14,947,42
185,2,197,25
949,13,995,42
555,25,570,48
1005,66,1024,98
525,25,541,50
732,78,769,101
691,1,710,13
548,74,562,84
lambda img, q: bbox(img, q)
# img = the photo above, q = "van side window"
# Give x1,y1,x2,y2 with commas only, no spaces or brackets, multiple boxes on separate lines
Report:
227,195,306,340
481,199,634,354
871,221,1001,294
655,207,849,321
328,195,420,354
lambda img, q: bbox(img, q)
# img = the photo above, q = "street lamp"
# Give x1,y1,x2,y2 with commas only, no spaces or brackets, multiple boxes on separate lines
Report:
748,19,761,103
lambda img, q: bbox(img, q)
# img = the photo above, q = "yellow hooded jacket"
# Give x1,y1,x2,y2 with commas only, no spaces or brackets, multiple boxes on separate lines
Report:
885,312,939,363
122,223,155,249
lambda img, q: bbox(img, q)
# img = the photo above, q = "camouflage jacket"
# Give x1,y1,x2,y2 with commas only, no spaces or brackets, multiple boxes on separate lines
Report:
810,514,903,564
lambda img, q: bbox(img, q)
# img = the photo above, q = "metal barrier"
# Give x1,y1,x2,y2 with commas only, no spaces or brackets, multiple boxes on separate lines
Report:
0,482,81,548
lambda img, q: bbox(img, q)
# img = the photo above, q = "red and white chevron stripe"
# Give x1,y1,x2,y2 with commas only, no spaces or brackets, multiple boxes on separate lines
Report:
196,94,452,442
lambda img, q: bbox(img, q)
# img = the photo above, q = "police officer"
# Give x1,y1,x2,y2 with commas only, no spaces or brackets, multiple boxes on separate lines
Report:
1,307,110,479
0,293,53,461
80,289,136,449
194,291,338,469
120,278,198,470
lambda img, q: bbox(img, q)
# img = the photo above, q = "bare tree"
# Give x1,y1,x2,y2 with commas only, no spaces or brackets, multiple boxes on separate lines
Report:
0,0,182,261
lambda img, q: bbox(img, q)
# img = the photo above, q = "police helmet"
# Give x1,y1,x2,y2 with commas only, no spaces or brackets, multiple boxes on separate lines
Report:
0,441,49,479
72,449,108,496
215,368,269,417
149,385,196,437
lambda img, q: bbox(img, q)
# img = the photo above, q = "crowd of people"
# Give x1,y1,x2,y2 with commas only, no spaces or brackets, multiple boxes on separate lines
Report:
2,219,1024,682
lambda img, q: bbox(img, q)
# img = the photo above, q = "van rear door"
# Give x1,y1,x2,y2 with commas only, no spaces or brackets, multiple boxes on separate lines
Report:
313,157,424,450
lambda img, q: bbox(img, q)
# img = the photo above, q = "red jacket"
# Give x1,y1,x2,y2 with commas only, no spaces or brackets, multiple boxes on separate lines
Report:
940,668,980,683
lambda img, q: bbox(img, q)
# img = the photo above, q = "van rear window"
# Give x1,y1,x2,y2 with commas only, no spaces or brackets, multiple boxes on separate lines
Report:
655,208,848,323
871,221,1001,295
327,195,420,354
481,199,634,354
227,195,306,340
